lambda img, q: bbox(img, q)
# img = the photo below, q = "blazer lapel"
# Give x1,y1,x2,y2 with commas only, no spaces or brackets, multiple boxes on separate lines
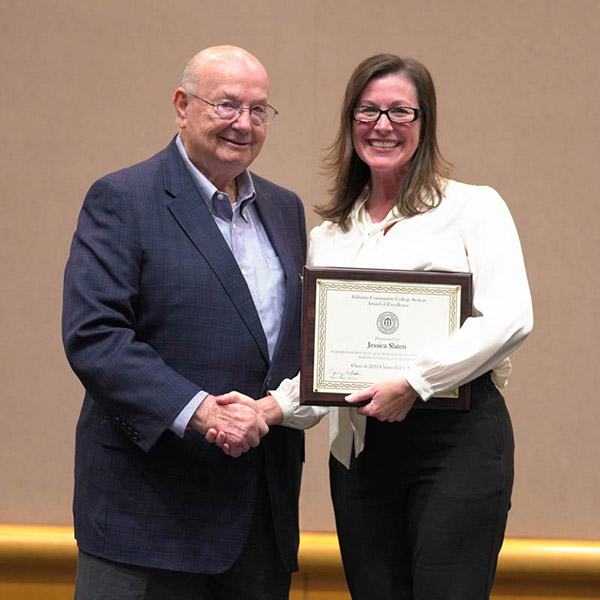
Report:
161,141,270,364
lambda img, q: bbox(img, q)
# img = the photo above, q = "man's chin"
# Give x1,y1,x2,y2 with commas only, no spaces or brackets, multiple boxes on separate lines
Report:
218,148,255,166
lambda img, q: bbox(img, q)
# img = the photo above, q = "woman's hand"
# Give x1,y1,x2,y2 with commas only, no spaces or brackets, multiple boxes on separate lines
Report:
345,376,418,422
204,392,284,454
215,392,284,426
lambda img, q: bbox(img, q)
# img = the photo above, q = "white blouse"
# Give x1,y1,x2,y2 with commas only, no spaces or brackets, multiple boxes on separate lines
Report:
270,179,533,468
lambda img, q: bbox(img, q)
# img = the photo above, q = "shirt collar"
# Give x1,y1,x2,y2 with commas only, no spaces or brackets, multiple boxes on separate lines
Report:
175,134,256,220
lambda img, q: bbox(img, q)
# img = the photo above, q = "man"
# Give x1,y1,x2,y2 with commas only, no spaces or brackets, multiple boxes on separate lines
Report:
63,46,307,599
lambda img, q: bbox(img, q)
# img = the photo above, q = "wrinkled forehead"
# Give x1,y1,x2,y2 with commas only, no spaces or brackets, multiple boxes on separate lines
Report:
195,54,270,102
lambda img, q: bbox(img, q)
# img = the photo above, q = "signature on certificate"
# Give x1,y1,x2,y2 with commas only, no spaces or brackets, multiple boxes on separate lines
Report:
328,368,360,380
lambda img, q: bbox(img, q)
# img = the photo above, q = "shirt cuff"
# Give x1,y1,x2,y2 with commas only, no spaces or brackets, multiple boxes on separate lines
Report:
269,388,297,423
169,390,208,438
270,387,329,430
403,368,434,402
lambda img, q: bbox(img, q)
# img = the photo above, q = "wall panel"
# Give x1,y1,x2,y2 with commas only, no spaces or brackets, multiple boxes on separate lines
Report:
0,0,598,539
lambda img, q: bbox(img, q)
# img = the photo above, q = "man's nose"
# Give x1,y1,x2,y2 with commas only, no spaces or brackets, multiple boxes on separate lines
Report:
231,108,253,130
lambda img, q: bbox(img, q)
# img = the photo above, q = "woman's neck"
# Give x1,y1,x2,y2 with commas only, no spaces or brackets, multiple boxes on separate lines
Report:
366,169,406,223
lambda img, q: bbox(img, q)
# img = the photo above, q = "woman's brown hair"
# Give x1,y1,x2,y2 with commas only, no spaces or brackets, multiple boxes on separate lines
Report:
318,54,451,230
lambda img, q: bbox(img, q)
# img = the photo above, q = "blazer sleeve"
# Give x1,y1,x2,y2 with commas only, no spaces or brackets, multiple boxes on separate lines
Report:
62,175,201,452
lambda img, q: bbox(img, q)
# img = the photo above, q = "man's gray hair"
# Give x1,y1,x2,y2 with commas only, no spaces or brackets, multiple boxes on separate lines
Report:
179,55,199,91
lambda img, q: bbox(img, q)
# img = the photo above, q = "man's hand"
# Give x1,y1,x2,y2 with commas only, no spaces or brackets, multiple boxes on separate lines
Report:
204,392,283,455
189,394,268,458
216,392,284,426
344,376,418,422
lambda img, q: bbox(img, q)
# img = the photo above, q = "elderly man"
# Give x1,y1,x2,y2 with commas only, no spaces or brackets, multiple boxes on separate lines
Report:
63,46,307,599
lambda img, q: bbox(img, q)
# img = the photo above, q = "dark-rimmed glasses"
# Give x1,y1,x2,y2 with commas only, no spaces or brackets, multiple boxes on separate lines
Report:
353,105,420,124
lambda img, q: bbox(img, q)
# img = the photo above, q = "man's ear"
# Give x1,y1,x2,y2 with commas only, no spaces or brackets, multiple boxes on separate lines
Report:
173,88,189,128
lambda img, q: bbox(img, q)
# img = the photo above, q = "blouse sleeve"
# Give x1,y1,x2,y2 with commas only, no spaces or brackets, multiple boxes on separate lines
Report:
269,374,329,429
403,186,534,400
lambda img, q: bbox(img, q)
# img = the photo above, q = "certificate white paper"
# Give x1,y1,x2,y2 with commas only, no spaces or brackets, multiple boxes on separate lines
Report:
313,278,461,397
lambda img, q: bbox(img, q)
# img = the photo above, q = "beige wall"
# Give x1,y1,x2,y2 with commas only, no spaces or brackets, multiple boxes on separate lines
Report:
1,0,598,539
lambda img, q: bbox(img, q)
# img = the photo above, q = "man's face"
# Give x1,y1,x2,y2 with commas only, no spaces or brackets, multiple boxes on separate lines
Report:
174,55,269,191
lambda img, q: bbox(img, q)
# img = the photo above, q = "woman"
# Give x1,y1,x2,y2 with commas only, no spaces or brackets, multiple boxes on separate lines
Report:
215,54,533,599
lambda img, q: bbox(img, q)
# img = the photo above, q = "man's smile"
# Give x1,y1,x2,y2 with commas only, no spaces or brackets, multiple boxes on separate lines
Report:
220,135,251,147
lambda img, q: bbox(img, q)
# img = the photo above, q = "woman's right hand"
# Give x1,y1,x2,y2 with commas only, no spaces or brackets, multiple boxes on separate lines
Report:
215,391,284,426
204,392,284,453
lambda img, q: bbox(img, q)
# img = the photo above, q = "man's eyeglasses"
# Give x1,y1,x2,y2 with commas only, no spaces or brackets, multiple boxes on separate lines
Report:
353,105,420,124
187,90,278,125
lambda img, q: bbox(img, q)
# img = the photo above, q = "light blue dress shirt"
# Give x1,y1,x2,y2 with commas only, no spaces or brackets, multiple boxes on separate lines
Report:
169,135,286,436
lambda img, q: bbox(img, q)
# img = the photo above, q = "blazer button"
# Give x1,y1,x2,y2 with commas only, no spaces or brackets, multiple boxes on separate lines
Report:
132,432,140,442
265,377,272,387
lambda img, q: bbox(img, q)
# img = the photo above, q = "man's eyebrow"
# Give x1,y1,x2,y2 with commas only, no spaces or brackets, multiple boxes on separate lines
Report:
218,92,269,105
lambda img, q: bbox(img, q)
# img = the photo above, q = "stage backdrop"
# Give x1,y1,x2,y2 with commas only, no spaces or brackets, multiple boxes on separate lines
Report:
1,0,598,539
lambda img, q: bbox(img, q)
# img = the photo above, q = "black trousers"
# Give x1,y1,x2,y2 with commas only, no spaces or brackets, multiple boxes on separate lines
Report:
74,459,291,600
330,374,514,600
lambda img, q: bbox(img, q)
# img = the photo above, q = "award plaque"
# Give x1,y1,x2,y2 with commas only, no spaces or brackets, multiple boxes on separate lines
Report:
299,267,472,410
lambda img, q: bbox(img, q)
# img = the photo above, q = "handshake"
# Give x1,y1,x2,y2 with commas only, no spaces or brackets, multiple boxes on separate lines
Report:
188,392,284,458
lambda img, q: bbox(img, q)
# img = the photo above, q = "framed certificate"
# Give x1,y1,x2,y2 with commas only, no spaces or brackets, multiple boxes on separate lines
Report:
299,267,472,410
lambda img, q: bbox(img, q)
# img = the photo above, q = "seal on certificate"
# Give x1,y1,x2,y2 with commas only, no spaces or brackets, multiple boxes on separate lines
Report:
377,311,399,335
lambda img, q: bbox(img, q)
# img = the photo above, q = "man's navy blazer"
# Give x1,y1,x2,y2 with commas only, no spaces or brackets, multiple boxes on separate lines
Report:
62,138,307,574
